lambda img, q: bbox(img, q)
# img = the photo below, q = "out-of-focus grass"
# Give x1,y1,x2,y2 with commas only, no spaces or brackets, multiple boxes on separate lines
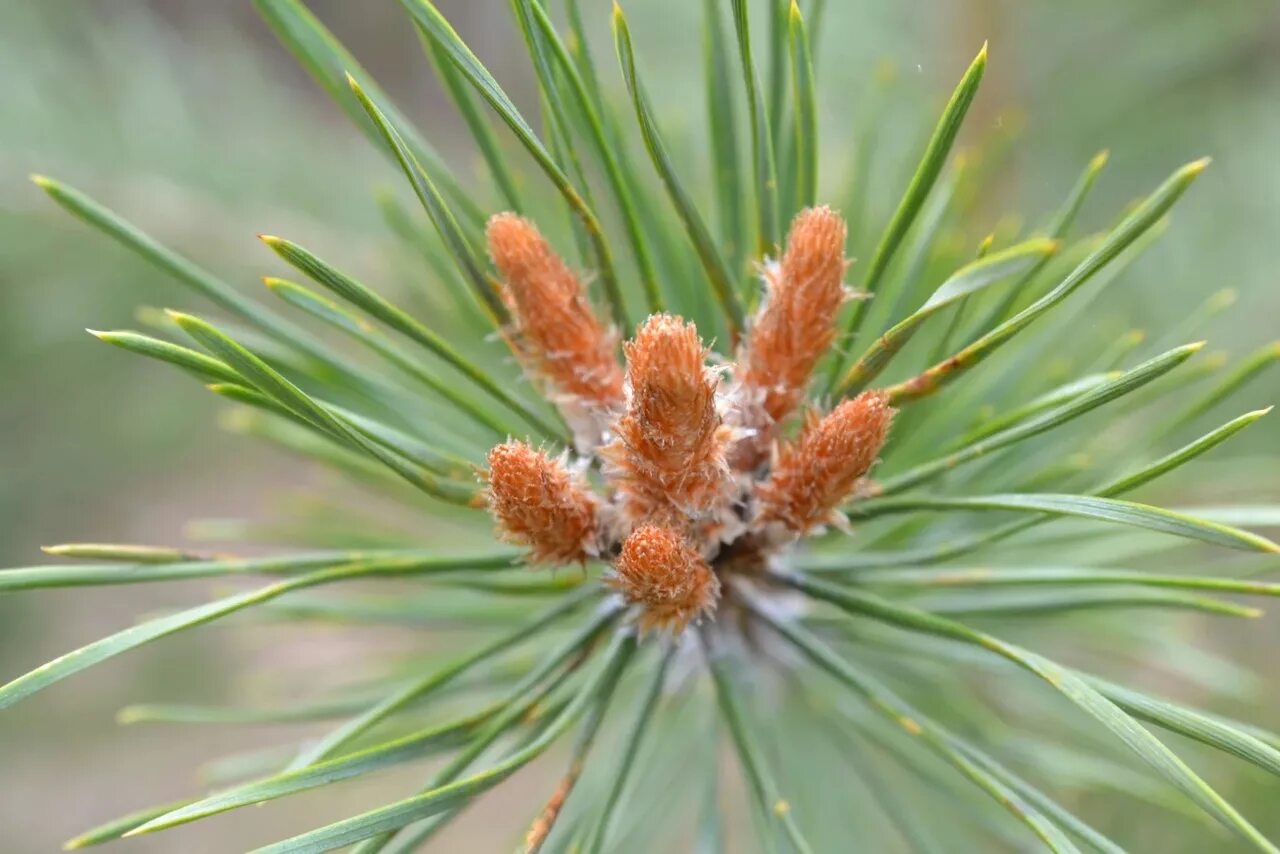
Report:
0,0,1275,850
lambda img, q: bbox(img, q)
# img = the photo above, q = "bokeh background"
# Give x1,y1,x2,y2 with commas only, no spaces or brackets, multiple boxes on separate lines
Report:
2,0,1277,851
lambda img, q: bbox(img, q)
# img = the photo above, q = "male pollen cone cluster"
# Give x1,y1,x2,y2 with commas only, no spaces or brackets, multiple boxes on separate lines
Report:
483,207,893,633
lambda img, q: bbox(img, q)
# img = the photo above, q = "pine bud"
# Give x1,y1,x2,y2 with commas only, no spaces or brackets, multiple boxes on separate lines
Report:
485,441,600,565
756,391,894,534
734,207,849,465
487,213,624,445
603,314,730,526
608,525,720,632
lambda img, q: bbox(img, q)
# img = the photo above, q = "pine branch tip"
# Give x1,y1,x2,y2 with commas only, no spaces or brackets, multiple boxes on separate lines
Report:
116,706,144,725
165,309,199,328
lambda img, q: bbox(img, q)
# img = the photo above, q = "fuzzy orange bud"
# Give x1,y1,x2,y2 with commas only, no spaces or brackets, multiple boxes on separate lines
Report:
734,207,849,464
755,391,894,534
487,214,624,444
603,314,730,525
485,441,599,565
608,525,720,632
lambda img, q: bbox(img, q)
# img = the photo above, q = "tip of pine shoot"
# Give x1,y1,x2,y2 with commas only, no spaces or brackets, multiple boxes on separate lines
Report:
1210,288,1238,309
30,173,54,190
1123,329,1146,344
1090,150,1110,172
115,705,146,725
1184,156,1212,177
258,233,283,248
130,305,158,321
612,1,625,23
1186,340,1207,353
789,0,802,20
46,544,116,558
344,71,362,94
165,309,202,332
976,41,989,63
85,328,109,339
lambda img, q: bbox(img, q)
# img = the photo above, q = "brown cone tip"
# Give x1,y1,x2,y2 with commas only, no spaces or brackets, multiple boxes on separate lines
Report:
738,206,849,429
756,390,894,534
485,441,598,565
608,525,720,632
486,213,624,410
605,314,729,522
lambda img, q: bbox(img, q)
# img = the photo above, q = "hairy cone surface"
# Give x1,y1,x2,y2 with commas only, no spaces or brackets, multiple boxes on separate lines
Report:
608,525,720,632
485,441,599,565
736,207,849,454
756,391,895,534
487,214,624,442
604,314,730,526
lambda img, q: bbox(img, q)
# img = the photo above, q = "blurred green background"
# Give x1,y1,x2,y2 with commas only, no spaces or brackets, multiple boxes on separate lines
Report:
1,0,1276,850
